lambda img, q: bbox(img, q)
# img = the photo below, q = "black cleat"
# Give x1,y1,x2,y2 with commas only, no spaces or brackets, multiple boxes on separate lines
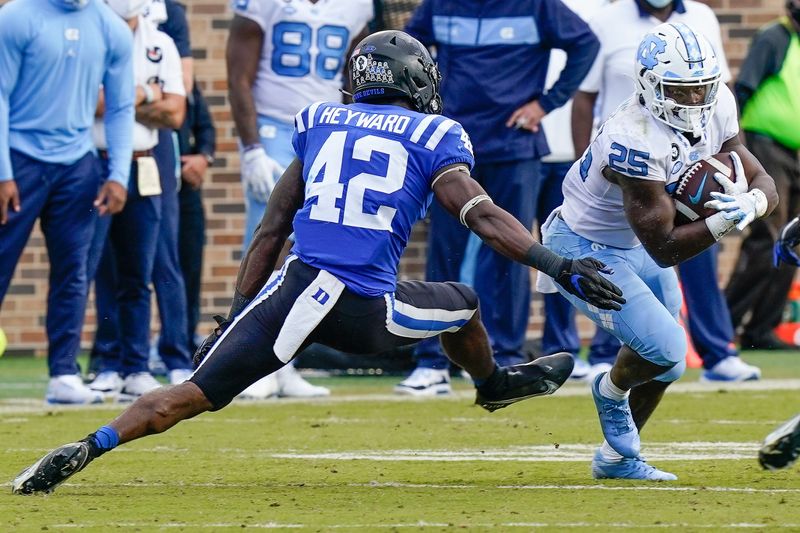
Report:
475,352,575,412
759,414,800,471
12,441,94,495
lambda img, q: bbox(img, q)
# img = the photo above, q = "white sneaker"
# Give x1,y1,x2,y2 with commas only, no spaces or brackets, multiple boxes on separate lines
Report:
394,367,451,396
238,374,279,400
586,362,613,385
169,368,194,385
701,356,761,382
276,365,330,397
88,371,123,396
119,372,162,401
570,358,591,380
45,375,104,405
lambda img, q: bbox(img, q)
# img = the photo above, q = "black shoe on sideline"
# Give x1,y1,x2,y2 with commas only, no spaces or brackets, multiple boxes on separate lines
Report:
12,441,94,495
475,352,574,412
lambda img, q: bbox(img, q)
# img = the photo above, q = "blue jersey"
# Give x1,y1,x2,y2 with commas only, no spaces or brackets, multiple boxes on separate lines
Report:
406,0,598,163
291,102,475,297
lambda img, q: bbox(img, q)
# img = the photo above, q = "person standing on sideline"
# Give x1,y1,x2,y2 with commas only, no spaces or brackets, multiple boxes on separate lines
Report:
0,0,134,404
725,0,800,351
88,0,195,388
395,0,600,396
571,0,761,382
537,0,619,382
226,0,373,398
87,0,186,401
177,82,216,352
149,0,196,381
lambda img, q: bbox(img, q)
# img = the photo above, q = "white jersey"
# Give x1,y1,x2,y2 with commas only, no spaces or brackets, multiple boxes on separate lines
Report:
541,0,608,163
580,0,730,124
233,0,373,123
560,84,739,249
94,17,185,151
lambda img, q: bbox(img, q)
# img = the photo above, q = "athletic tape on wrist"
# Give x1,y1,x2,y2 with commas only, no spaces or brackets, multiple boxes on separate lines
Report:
750,188,768,218
705,211,737,241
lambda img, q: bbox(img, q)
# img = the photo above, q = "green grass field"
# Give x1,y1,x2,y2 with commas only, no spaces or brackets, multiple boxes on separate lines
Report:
1,352,799,531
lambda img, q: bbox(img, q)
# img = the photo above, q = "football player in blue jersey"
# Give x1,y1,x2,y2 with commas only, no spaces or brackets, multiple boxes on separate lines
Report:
11,30,623,495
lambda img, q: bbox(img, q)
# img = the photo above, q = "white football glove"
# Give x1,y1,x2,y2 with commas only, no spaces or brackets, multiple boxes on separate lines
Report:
241,146,285,204
704,151,767,231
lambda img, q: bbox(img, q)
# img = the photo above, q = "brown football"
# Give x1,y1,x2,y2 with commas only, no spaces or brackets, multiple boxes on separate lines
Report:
672,152,734,226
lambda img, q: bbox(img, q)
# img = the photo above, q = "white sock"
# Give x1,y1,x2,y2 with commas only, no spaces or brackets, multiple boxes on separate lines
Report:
600,441,624,462
598,372,629,401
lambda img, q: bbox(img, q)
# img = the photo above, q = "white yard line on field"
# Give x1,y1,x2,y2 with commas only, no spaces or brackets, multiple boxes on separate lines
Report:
43,521,800,529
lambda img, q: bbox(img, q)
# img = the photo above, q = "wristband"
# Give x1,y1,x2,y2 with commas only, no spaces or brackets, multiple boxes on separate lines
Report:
705,211,737,241
524,243,568,278
458,194,492,226
749,188,768,218
243,143,262,153
142,84,155,104
228,289,253,320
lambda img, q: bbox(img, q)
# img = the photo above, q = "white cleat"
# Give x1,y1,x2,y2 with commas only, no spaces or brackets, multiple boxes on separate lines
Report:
168,368,194,385
238,374,280,400
570,358,591,380
394,367,451,396
118,372,162,401
45,375,104,405
700,356,761,382
88,371,123,397
276,365,330,398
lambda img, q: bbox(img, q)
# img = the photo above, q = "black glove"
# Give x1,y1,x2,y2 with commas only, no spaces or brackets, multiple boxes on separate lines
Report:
554,258,625,311
192,315,232,368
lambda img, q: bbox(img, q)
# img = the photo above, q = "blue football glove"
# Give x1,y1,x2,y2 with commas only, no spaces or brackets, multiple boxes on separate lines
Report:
774,216,800,267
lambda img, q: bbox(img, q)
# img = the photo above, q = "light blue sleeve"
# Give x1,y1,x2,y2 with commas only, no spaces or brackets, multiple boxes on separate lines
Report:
101,16,135,186
0,6,29,181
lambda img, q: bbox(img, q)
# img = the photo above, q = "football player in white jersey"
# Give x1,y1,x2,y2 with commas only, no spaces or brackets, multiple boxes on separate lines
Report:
226,0,372,398
540,23,778,480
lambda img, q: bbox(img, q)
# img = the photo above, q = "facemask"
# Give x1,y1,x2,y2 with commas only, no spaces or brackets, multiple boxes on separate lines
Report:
105,0,149,18
52,0,90,10
644,0,673,8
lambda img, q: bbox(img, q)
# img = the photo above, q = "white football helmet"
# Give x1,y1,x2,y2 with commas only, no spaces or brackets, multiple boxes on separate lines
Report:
634,23,721,137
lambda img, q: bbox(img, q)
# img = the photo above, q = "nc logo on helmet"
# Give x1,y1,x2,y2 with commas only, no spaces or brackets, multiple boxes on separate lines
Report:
637,35,667,70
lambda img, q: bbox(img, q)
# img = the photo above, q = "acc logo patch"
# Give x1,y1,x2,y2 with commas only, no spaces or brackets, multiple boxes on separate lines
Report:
146,46,163,63
65,28,80,41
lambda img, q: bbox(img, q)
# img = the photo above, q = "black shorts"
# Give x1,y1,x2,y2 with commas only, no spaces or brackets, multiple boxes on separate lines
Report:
191,257,478,409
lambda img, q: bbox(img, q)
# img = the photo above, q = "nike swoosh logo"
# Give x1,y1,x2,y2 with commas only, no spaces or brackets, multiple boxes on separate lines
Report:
688,172,708,204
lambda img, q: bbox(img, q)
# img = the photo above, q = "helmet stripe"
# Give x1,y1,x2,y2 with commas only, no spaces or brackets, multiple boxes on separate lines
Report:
671,23,703,68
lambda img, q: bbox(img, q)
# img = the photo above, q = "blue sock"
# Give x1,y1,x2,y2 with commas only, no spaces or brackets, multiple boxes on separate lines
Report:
91,425,120,451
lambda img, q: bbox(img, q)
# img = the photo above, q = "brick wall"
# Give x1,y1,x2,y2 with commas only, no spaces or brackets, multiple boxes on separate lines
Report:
0,0,787,354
